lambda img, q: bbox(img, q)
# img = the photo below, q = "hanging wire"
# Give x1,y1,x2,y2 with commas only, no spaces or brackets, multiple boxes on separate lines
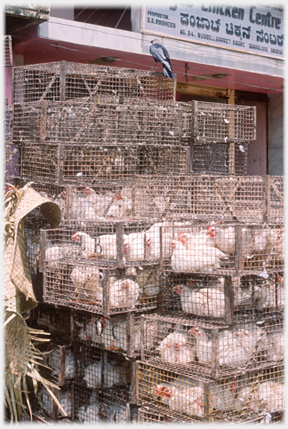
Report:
115,7,128,28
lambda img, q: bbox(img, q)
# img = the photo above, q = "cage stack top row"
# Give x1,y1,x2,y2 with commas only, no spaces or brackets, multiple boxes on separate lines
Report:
10,60,257,185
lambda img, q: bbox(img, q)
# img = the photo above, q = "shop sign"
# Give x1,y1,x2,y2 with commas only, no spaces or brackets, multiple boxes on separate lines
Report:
142,4,284,59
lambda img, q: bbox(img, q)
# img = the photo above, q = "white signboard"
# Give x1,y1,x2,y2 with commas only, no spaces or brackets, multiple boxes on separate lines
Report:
142,4,284,59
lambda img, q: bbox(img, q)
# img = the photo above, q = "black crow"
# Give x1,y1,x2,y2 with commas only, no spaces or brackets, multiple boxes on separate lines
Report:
149,39,175,79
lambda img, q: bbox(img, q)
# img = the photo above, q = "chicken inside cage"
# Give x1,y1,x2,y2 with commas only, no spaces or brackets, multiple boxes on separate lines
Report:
137,362,284,421
37,385,73,419
141,315,284,376
75,384,129,423
80,348,131,390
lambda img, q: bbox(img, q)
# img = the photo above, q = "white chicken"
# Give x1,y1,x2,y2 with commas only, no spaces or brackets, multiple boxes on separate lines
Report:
265,324,284,362
97,233,128,260
235,381,284,413
134,267,160,296
207,223,253,256
158,332,195,365
70,187,98,221
169,239,227,273
124,231,152,261
176,229,214,249
83,357,129,389
77,317,103,345
189,324,268,368
71,231,98,259
49,348,76,381
155,377,237,417
174,284,226,317
45,243,81,268
71,264,103,302
38,386,72,417
108,277,141,309
145,221,185,260
254,275,285,311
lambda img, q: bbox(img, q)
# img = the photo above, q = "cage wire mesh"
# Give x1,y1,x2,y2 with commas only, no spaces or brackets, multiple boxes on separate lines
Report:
19,142,189,185
132,175,283,223
73,381,130,423
5,104,20,183
137,406,197,423
12,61,176,104
12,100,191,146
72,309,158,357
189,100,257,143
191,141,249,175
40,225,163,314
136,361,284,423
74,346,132,396
140,313,284,379
38,337,77,387
36,383,73,421
161,222,284,276
159,272,284,322
28,303,72,340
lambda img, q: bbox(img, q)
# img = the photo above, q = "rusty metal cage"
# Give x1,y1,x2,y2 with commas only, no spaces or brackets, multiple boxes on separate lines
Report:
136,361,284,423
5,103,20,182
140,314,284,379
39,338,76,387
12,100,190,146
72,310,158,358
161,222,284,276
40,224,163,314
137,406,193,423
75,347,132,394
28,303,72,339
73,381,130,423
191,140,249,175
132,175,284,223
160,273,284,323
36,384,73,421
19,142,189,185
189,101,257,143
12,61,176,104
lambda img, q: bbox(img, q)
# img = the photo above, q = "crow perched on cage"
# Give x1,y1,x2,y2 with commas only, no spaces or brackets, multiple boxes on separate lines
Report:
150,39,175,79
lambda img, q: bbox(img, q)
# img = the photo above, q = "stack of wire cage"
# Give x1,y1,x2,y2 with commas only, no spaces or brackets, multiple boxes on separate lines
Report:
5,59,284,423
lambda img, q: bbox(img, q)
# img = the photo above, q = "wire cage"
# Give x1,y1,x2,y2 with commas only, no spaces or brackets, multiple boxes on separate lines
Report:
19,142,189,185
28,303,72,340
39,221,177,268
75,346,132,395
137,406,193,423
132,175,284,223
136,361,284,423
12,99,190,146
160,222,284,276
39,337,77,387
159,273,284,323
40,225,163,314
140,313,284,379
12,61,176,104
191,140,249,175
189,101,257,143
5,103,20,183
36,383,73,421
72,310,158,358
73,381,130,423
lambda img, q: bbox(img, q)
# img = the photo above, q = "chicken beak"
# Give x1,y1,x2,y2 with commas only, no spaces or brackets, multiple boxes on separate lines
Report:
173,284,181,294
188,327,197,337
71,232,79,241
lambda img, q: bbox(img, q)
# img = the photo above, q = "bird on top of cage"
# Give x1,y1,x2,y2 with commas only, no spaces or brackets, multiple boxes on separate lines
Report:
150,39,175,79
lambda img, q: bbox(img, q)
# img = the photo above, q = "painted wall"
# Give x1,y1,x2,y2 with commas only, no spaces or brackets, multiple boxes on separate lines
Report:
267,93,284,175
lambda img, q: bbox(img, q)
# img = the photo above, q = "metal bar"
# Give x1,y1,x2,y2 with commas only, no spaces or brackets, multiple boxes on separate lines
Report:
102,270,110,316
58,345,66,386
224,275,234,325
116,222,125,268
210,329,219,378
235,225,242,275
60,60,66,101
127,311,134,358
203,382,211,422
40,100,47,144
57,144,64,186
